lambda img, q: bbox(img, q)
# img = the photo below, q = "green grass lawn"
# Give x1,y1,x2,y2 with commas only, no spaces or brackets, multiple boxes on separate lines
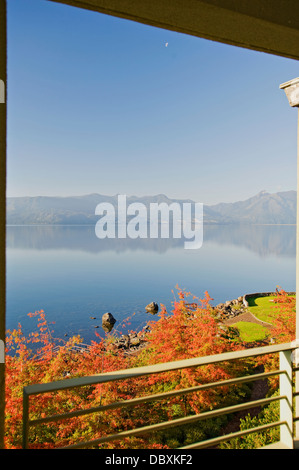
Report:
231,295,276,342
233,321,268,342
229,296,276,342
231,294,295,342
246,295,277,323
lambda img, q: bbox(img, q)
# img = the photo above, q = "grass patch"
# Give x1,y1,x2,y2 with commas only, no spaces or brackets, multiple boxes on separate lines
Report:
233,321,268,342
246,296,277,323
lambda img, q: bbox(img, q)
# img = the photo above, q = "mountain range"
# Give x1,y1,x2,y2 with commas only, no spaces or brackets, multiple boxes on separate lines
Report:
6,190,296,225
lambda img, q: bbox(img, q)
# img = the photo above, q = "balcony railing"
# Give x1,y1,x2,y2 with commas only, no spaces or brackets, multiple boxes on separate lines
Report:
22,342,299,449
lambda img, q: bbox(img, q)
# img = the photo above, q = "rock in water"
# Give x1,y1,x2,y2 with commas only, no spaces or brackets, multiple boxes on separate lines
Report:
102,312,116,333
145,302,159,315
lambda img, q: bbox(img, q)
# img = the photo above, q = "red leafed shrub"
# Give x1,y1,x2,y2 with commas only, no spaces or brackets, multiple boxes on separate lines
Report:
259,287,296,391
269,287,296,344
134,289,250,417
4,289,258,449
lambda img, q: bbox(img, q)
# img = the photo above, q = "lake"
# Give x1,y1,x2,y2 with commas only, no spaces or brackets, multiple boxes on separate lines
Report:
6,224,296,344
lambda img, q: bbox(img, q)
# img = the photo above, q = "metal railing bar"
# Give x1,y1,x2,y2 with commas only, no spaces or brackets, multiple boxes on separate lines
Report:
27,369,284,427
23,342,294,397
178,420,286,449
60,395,285,449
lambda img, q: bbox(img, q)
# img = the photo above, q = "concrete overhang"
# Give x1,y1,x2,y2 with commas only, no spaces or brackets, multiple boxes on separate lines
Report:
49,0,299,60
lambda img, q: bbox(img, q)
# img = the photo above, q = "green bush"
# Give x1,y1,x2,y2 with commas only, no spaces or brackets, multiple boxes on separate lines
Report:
220,393,280,449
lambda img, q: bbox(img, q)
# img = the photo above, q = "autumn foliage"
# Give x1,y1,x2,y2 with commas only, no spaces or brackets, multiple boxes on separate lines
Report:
268,287,296,344
4,287,295,449
221,288,296,449
257,288,296,391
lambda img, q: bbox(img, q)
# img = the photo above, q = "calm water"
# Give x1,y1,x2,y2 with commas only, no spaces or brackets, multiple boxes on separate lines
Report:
6,224,296,344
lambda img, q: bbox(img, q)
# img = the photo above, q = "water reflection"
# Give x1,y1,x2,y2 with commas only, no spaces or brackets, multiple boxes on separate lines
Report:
203,224,295,258
6,224,296,258
6,223,296,344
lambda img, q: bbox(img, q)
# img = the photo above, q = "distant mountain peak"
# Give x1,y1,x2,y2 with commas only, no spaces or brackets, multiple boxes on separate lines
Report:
6,190,296,226
258,190,269,196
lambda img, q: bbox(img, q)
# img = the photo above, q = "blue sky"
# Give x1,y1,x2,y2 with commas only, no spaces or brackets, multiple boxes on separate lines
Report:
6,0,299,204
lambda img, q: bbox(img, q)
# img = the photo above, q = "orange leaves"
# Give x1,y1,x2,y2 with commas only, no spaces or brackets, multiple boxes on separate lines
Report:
269,287,296,344
145,288,226,364
134,288,247,419
27,309,44,318
4,288,253,448
259,287,296,391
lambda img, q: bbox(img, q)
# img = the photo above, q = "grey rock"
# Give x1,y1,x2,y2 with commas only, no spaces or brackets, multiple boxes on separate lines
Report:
145,302,159,314
102,312,116,333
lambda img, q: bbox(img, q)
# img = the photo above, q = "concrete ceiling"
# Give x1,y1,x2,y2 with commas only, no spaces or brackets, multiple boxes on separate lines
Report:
48,0,299,60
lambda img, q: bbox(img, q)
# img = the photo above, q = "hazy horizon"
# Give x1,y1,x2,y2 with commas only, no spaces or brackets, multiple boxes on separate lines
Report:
6,188,296,206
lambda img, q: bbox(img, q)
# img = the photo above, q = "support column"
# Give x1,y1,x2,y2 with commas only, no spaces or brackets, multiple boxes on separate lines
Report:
280,350,293,448
280,77,299,440
0,0,7,451
297,106,299,439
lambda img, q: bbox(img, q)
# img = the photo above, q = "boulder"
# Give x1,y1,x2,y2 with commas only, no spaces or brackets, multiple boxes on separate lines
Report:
145,302,159,315
102,312,116,333
130,335,141,347
216,303,225,310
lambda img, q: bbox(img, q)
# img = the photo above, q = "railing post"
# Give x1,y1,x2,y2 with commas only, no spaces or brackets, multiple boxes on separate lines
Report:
22,390,29,449
280,79,299,441
280,350,293,448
